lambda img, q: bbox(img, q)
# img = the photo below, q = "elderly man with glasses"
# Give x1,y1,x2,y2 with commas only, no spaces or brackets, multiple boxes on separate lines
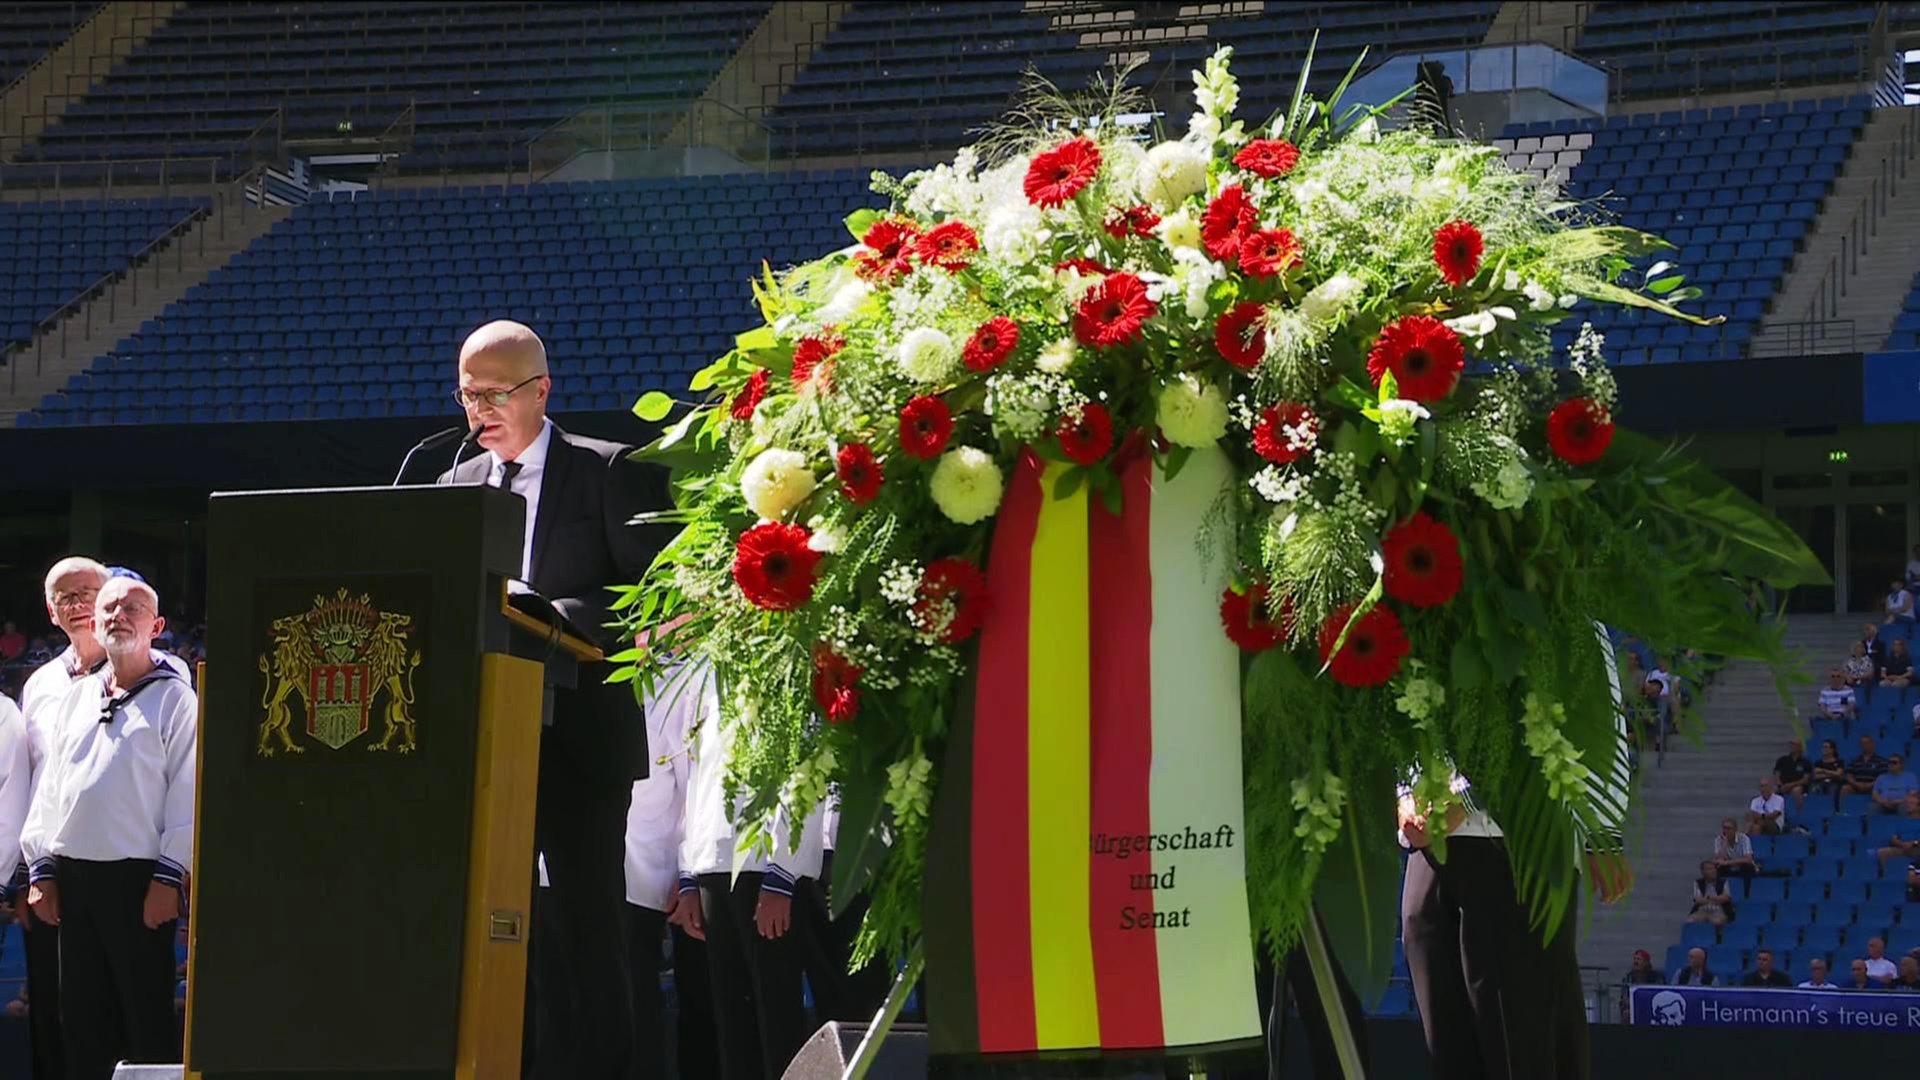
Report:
438,320,672,1080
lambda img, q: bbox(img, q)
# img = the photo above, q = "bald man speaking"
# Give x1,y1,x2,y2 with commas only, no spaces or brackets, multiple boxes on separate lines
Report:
440,321,669,1079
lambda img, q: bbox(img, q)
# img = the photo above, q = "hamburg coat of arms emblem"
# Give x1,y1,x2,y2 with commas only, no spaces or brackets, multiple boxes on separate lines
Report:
257,588,421,756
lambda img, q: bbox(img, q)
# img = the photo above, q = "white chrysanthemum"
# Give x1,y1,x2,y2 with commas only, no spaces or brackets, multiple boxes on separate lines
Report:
896,326,957,383
1156,208,1203,252
1156,375,1229,448
1299,272,1365,324
739,448,816,521
1139,141,1211,208
929,447,1005,524
1035,337,1077,374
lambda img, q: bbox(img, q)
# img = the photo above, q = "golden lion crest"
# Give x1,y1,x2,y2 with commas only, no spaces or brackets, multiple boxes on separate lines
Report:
257,588,421,756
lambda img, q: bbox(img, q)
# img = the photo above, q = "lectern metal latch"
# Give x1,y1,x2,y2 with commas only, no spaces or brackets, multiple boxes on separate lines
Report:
490,911,525,942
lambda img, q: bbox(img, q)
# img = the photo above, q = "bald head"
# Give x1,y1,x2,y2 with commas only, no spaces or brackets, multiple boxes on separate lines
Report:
457,320,552,459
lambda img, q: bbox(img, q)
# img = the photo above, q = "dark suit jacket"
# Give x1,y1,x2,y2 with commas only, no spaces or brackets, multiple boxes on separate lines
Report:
443,421,672,784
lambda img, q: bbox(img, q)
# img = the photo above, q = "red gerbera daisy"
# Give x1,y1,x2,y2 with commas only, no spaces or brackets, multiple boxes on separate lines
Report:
1103,204,1162,238
811,643,862,723
1251,402,1319,464
1546,396,1615,466
732,521,822,611
730,368,768,421
1214,302,1267,369
1053,257,1113,276
835,442,883,504
962,316,1020,372
855,218,920,282
1433,220,1484,287
1366,315,1466,403
1220,583,1290,652
916,220,979,272
1024,137,1102,208
914,556,990,644
1380,511,1464,608
1232,138,1302,179
790,331,844,387
1072,272,1158,349
1202,184,1260,262
1056,402,1114,465
1238,227,1302,277
1316,603,1410,688
898,395,953,460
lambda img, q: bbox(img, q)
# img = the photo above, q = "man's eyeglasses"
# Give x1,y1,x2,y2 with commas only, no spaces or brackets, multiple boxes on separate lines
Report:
453,374,541,409
52,589,98,611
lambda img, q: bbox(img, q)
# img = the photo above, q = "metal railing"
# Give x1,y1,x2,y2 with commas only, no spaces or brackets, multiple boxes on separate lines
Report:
520,98,775,184
0,106,282,202
1802,102,1920,327
0,1,110,111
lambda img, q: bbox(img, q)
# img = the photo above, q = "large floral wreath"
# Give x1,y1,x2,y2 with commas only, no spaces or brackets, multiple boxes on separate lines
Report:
617,48,1825,978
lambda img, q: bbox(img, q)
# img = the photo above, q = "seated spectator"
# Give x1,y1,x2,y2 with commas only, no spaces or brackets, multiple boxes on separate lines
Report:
1889,579,1917,625
1798,957,1836,989
1689,859,1734,926
1741,948,1791,987
1863,938,1897,986
1847,735,1889,797
1745,777,1787,836
1811,739,1848,798
1618,948,1662,1021
1882,638,1916,687
1874,754,1918,813
1712,818,1758,878
1845,958,1875,990
1860,622,1889,669
1875,792,1920,865
1844,641,1876,689
1673,946,1715,986
1894,955,1920,992
0,619,22,661
1816,669,1857,722
1774,738,1813,812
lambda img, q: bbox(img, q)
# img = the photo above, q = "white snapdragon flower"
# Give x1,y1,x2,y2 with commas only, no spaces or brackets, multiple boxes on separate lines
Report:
805,516,846,554
1156,375,1230,448
1138,141,1212,208
1191,45,1239,120
739,448,816,521
896,326,958,383
1376,399,1430,445
1173,248,1226,321
1444,310,1499,339
1523,280,1558,312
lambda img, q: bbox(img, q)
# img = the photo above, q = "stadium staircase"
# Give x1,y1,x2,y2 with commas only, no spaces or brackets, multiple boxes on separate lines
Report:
1482,0,1588,49
1576,614,1855,988
659,1,850,164
1758,102,1920,356
0,192,289,424
0,0,183,162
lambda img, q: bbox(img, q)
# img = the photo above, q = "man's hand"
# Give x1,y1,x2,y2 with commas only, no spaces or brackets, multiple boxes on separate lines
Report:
754,889,792,939
143,881,182,929
28,881,58,927
665,888,705,941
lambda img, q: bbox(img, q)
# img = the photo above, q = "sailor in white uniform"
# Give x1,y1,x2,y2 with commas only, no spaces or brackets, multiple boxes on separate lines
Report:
22,574,197,1080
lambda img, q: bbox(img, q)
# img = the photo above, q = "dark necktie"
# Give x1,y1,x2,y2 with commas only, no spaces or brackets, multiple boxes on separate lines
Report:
495,460,524,492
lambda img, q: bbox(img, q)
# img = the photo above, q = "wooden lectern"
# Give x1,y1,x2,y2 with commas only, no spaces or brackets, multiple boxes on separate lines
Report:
186,484,601,1079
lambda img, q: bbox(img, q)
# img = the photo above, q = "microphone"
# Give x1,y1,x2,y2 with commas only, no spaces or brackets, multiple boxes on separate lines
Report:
392,425,465,485
445,422,485,482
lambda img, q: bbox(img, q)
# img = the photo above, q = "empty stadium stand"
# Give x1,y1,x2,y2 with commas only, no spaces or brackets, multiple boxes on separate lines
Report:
768,1,1503,156
13,1,770,176
0,1,91,86
1,196,209,351
1577,2,1885,100
1889,272,1920,350
1500,96,1873,364
19,172,883,427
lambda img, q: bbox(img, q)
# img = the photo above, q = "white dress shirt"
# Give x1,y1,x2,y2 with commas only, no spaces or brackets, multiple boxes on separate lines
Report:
624,666,700,911
677,665,822,897
488,418,553,587
0,696,32,889
22,662,197,888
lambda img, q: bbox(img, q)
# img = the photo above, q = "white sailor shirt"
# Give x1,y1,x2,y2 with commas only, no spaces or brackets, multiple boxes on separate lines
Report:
0,695,31,884
21,662,198,890
624,665,699,912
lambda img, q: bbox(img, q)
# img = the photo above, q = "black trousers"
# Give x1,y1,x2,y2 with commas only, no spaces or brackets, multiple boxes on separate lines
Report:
625,904,722,1080
795,852,891,1024
53,858,177,1080
525,727,636,1080
1401,839,1589,1080
24,902,64,1080
698,871,810,1080
670,925,719,1080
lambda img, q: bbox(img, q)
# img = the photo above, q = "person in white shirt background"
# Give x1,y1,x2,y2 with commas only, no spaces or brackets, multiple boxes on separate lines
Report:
15,558,187,1080
0,692,33,933
1887,579,1916,624
1861,937,1898,986
673,665,824,1080
623,664,716,1080
22,575,196,1080
1744,776,1787,836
